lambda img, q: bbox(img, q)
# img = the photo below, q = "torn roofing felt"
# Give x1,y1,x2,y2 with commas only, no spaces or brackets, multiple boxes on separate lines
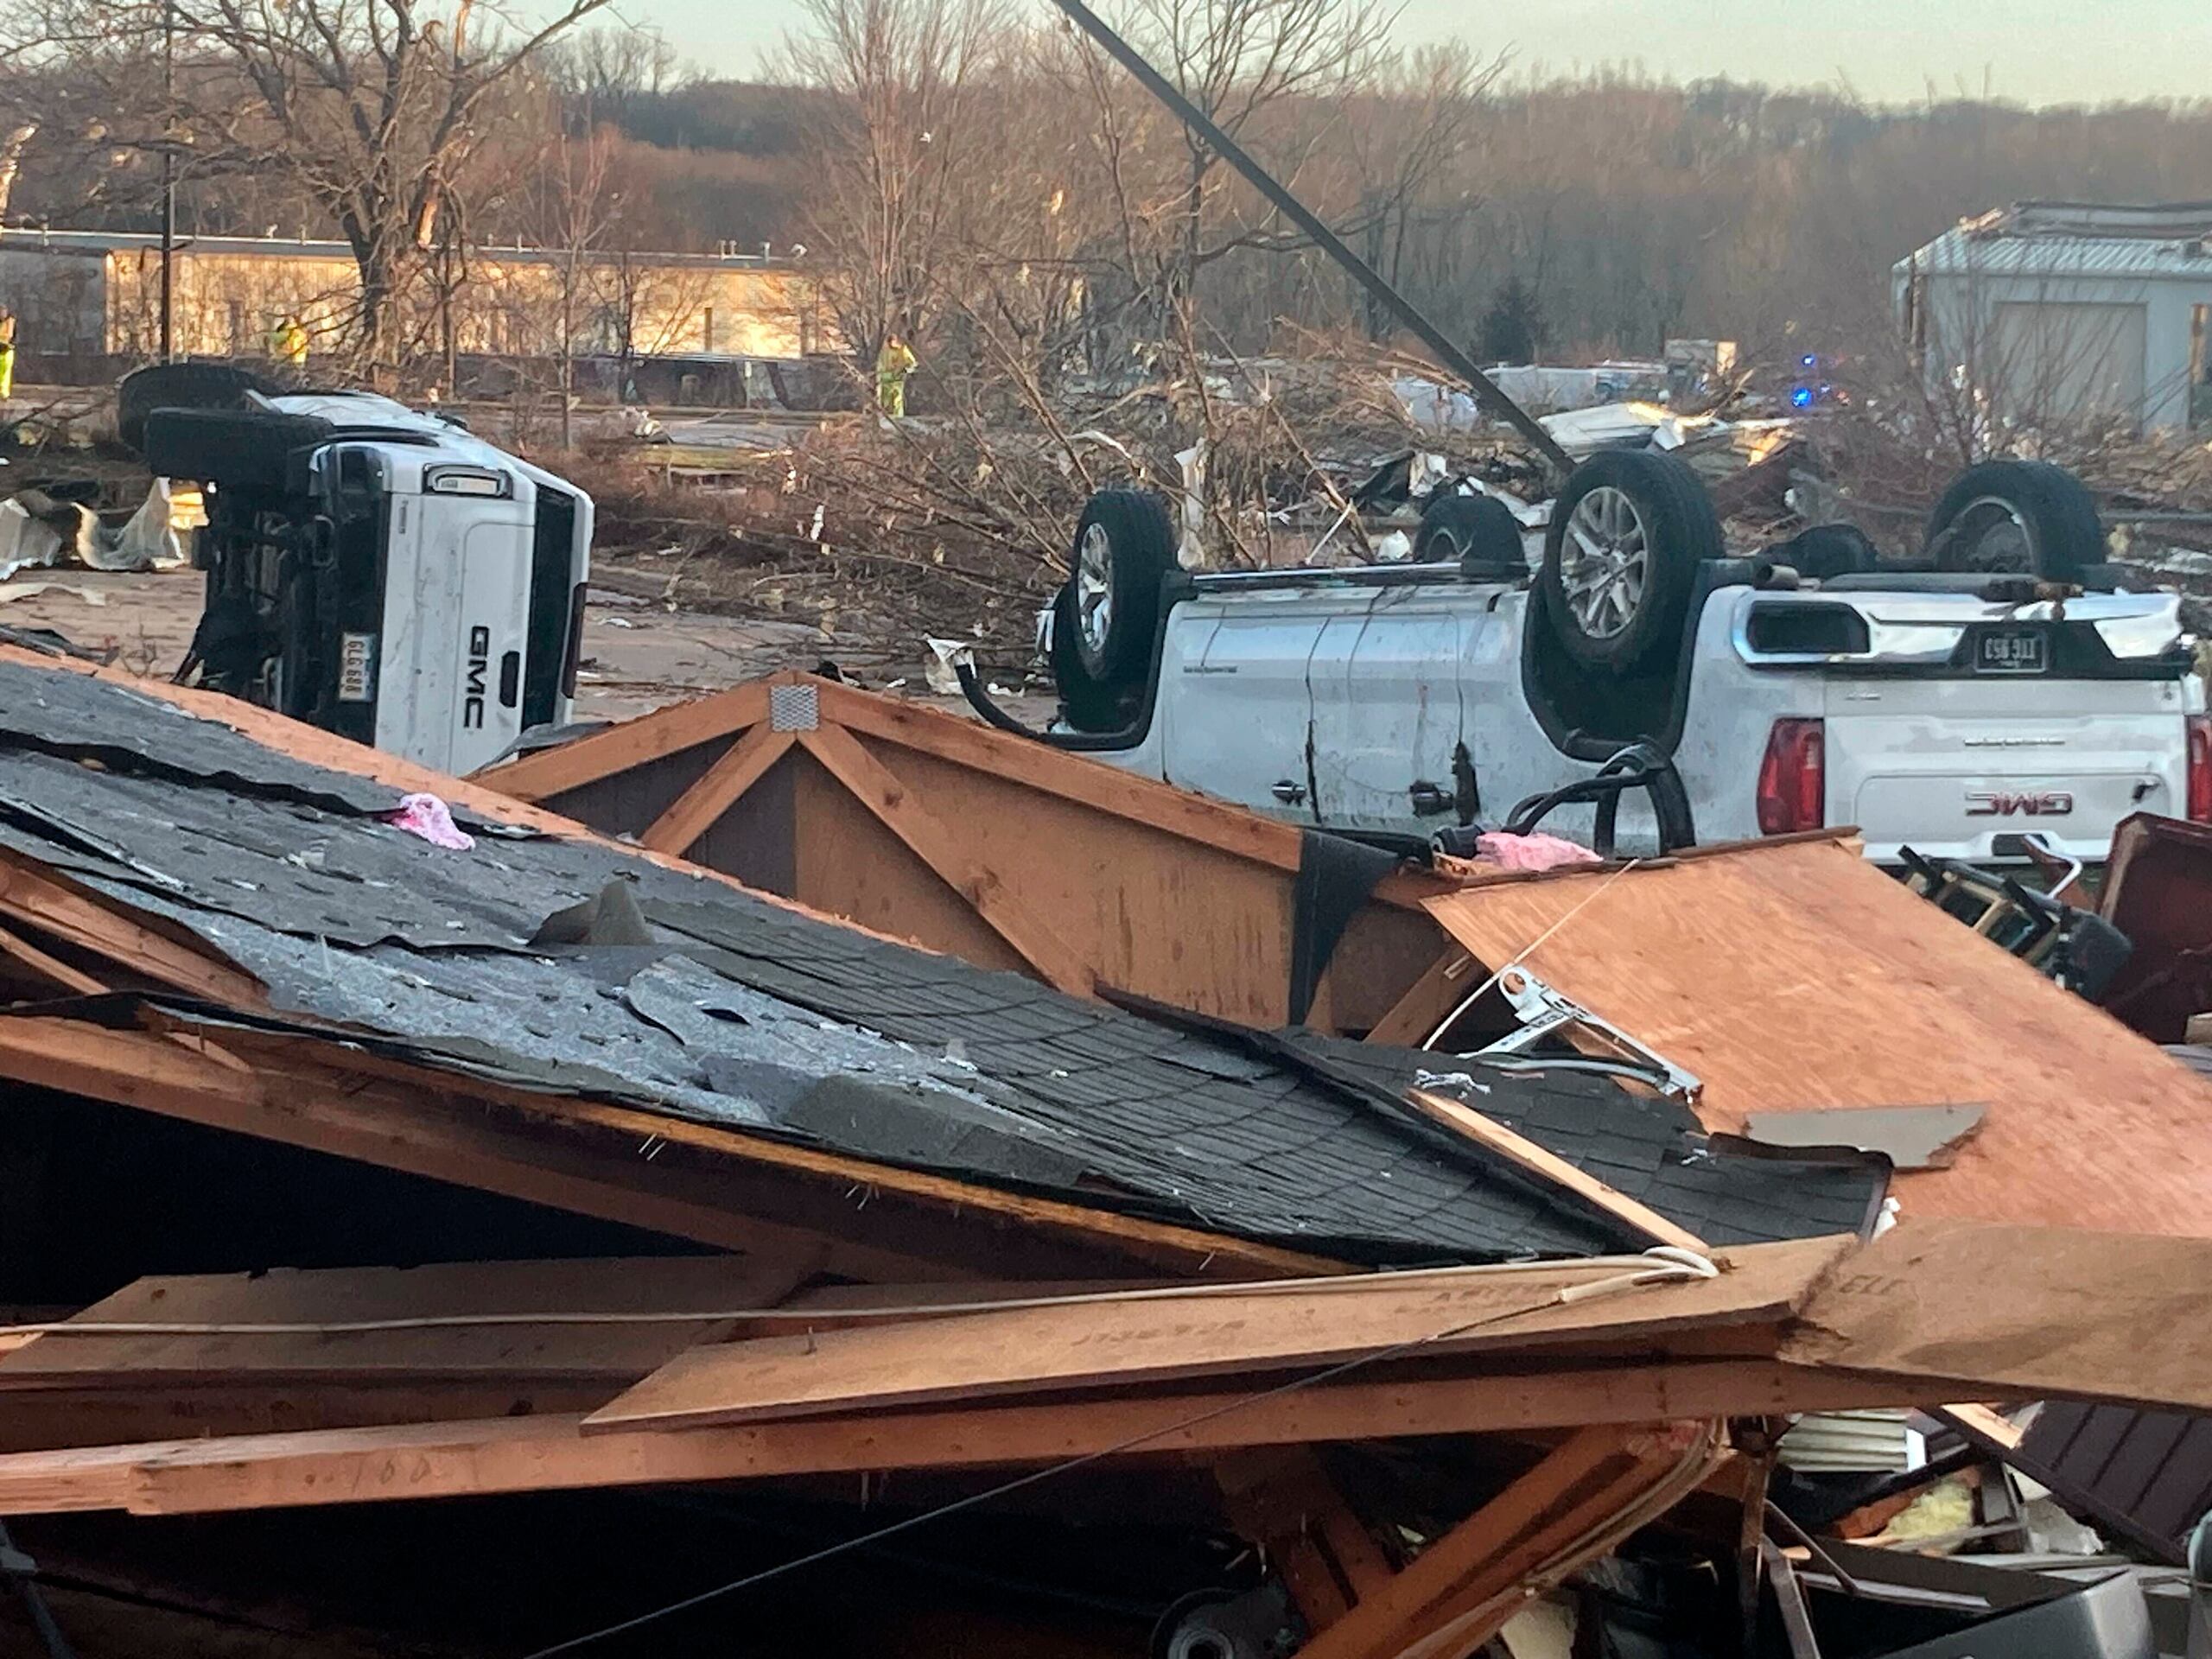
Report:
0,662,1873,1263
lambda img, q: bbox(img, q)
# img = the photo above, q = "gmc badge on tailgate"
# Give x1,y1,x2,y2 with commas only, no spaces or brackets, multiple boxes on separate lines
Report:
463,625,490,728
1966,790,2074,817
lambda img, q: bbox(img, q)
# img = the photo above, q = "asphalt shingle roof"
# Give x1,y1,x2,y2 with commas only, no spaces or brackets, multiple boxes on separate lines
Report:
0,662,1886,1264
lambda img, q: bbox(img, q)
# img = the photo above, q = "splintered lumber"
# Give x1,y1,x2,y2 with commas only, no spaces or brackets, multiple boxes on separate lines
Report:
582,1236,1853,1434
0,1257,810,1389
1780,1219,2212,1413
1418,836,2212,1234
0,1358,1921,1518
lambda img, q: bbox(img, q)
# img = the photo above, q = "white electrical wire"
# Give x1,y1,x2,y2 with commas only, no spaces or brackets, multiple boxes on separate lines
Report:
1,1249,1719,1340
1422,858,1645,1049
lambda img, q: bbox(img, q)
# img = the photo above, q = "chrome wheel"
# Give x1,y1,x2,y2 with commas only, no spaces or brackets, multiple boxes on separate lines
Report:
1948,495,2037,573
1075,521,1115,661
1560,485,1651,639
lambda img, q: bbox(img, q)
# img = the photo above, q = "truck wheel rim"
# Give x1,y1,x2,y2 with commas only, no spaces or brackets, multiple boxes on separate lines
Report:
1076,522,1114,658
1951,496,2037,572
1561,486,1650,639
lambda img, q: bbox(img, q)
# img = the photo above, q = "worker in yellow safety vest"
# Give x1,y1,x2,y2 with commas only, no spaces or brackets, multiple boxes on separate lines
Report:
874,331,916,418
0,311,17,402
269,314,309,372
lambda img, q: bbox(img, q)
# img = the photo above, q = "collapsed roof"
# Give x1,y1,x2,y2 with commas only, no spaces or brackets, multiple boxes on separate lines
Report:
0,652,1878,1266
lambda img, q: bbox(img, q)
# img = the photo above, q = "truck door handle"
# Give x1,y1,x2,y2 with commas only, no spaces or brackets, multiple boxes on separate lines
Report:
1271,779,1307,805
1408,781,1452,816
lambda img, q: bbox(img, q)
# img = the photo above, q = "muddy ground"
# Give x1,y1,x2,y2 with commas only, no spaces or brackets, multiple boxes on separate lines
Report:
0,558,1057,732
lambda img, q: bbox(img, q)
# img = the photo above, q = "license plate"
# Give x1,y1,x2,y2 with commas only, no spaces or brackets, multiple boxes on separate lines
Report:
1974,627,2047,675
338,632,376,702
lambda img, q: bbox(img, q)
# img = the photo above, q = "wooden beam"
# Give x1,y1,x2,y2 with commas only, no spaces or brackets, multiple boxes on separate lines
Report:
583,1236,1850,1434
0,920,105,995
1405,1090,1712,1254
640,725,797,855
0,1257,810,1389
1361,950,1474,1046
1214,1449,1391,1631
796,722,1096,996
480,682,772,803
1393,1434,1711,1659
0,1359,1923,1518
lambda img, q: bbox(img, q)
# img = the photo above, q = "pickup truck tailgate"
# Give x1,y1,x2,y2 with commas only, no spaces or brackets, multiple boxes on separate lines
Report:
1825,674,2194,862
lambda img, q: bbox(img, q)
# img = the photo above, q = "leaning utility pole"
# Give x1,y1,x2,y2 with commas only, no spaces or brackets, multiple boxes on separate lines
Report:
1040,0,1574,483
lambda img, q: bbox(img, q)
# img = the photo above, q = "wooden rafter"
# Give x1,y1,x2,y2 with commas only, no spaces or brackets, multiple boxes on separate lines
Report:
640,723,794,855
1405,1090,1712,1254
481,681,772,803
0,1361,1911,1519
0,852,266,1007
796,721,1097,996
1214,1449,1393,1632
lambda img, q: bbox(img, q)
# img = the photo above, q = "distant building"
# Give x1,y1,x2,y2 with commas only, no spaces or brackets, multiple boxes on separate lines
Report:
0,227,833,376
1897,201,2212,434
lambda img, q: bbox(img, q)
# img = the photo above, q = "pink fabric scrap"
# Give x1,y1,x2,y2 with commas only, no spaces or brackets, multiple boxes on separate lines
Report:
1475,830,1600,873
383,792,475,851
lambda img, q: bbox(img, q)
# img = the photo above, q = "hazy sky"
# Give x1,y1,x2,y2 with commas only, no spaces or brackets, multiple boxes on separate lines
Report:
652,0,2212,107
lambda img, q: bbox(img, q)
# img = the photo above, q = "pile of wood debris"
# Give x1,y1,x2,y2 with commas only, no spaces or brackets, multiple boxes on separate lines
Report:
3,653,2210,1658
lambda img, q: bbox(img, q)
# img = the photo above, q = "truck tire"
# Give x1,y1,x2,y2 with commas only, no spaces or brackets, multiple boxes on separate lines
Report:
117,362,276,454
1415,491,1524,575
1925,460,2103,581
1052,488,1175,696
142,408,333,498
1538,449,1720,677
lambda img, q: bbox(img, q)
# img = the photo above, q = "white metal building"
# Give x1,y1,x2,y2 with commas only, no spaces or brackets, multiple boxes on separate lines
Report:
1896,201,2212,434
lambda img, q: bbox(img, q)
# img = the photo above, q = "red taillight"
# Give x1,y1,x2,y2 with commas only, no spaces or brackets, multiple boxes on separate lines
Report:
1758,717,1826,836
2188,715,2212,823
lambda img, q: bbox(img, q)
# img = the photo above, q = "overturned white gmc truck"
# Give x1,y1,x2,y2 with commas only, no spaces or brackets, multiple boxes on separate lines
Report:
119,363,592,776
980,451,2209,867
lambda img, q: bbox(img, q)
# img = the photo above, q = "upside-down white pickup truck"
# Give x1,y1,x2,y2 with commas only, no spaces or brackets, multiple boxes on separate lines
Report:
1009,450,2206,864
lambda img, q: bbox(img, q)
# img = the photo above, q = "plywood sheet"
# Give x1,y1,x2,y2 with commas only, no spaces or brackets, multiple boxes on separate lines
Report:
582,1235,1851,1433
1420,838,2212,1235
1781,1219,2212,1414
0,1256,808,1388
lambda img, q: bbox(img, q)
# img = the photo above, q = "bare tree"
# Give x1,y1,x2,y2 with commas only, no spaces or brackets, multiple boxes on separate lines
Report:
3,0,615,376
779,0,1007,366
518,100,614,446
1100,0,1393,326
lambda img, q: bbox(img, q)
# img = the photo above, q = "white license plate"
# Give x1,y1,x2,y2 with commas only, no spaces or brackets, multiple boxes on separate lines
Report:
338,632,376,702
1974,627,2047,675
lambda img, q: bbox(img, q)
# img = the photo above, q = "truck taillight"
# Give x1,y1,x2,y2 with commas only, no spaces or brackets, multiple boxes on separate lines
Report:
2189,715,2212,823
1757,717,1825,836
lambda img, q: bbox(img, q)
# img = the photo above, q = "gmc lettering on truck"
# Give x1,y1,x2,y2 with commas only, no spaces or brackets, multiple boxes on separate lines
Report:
463,625,491,729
